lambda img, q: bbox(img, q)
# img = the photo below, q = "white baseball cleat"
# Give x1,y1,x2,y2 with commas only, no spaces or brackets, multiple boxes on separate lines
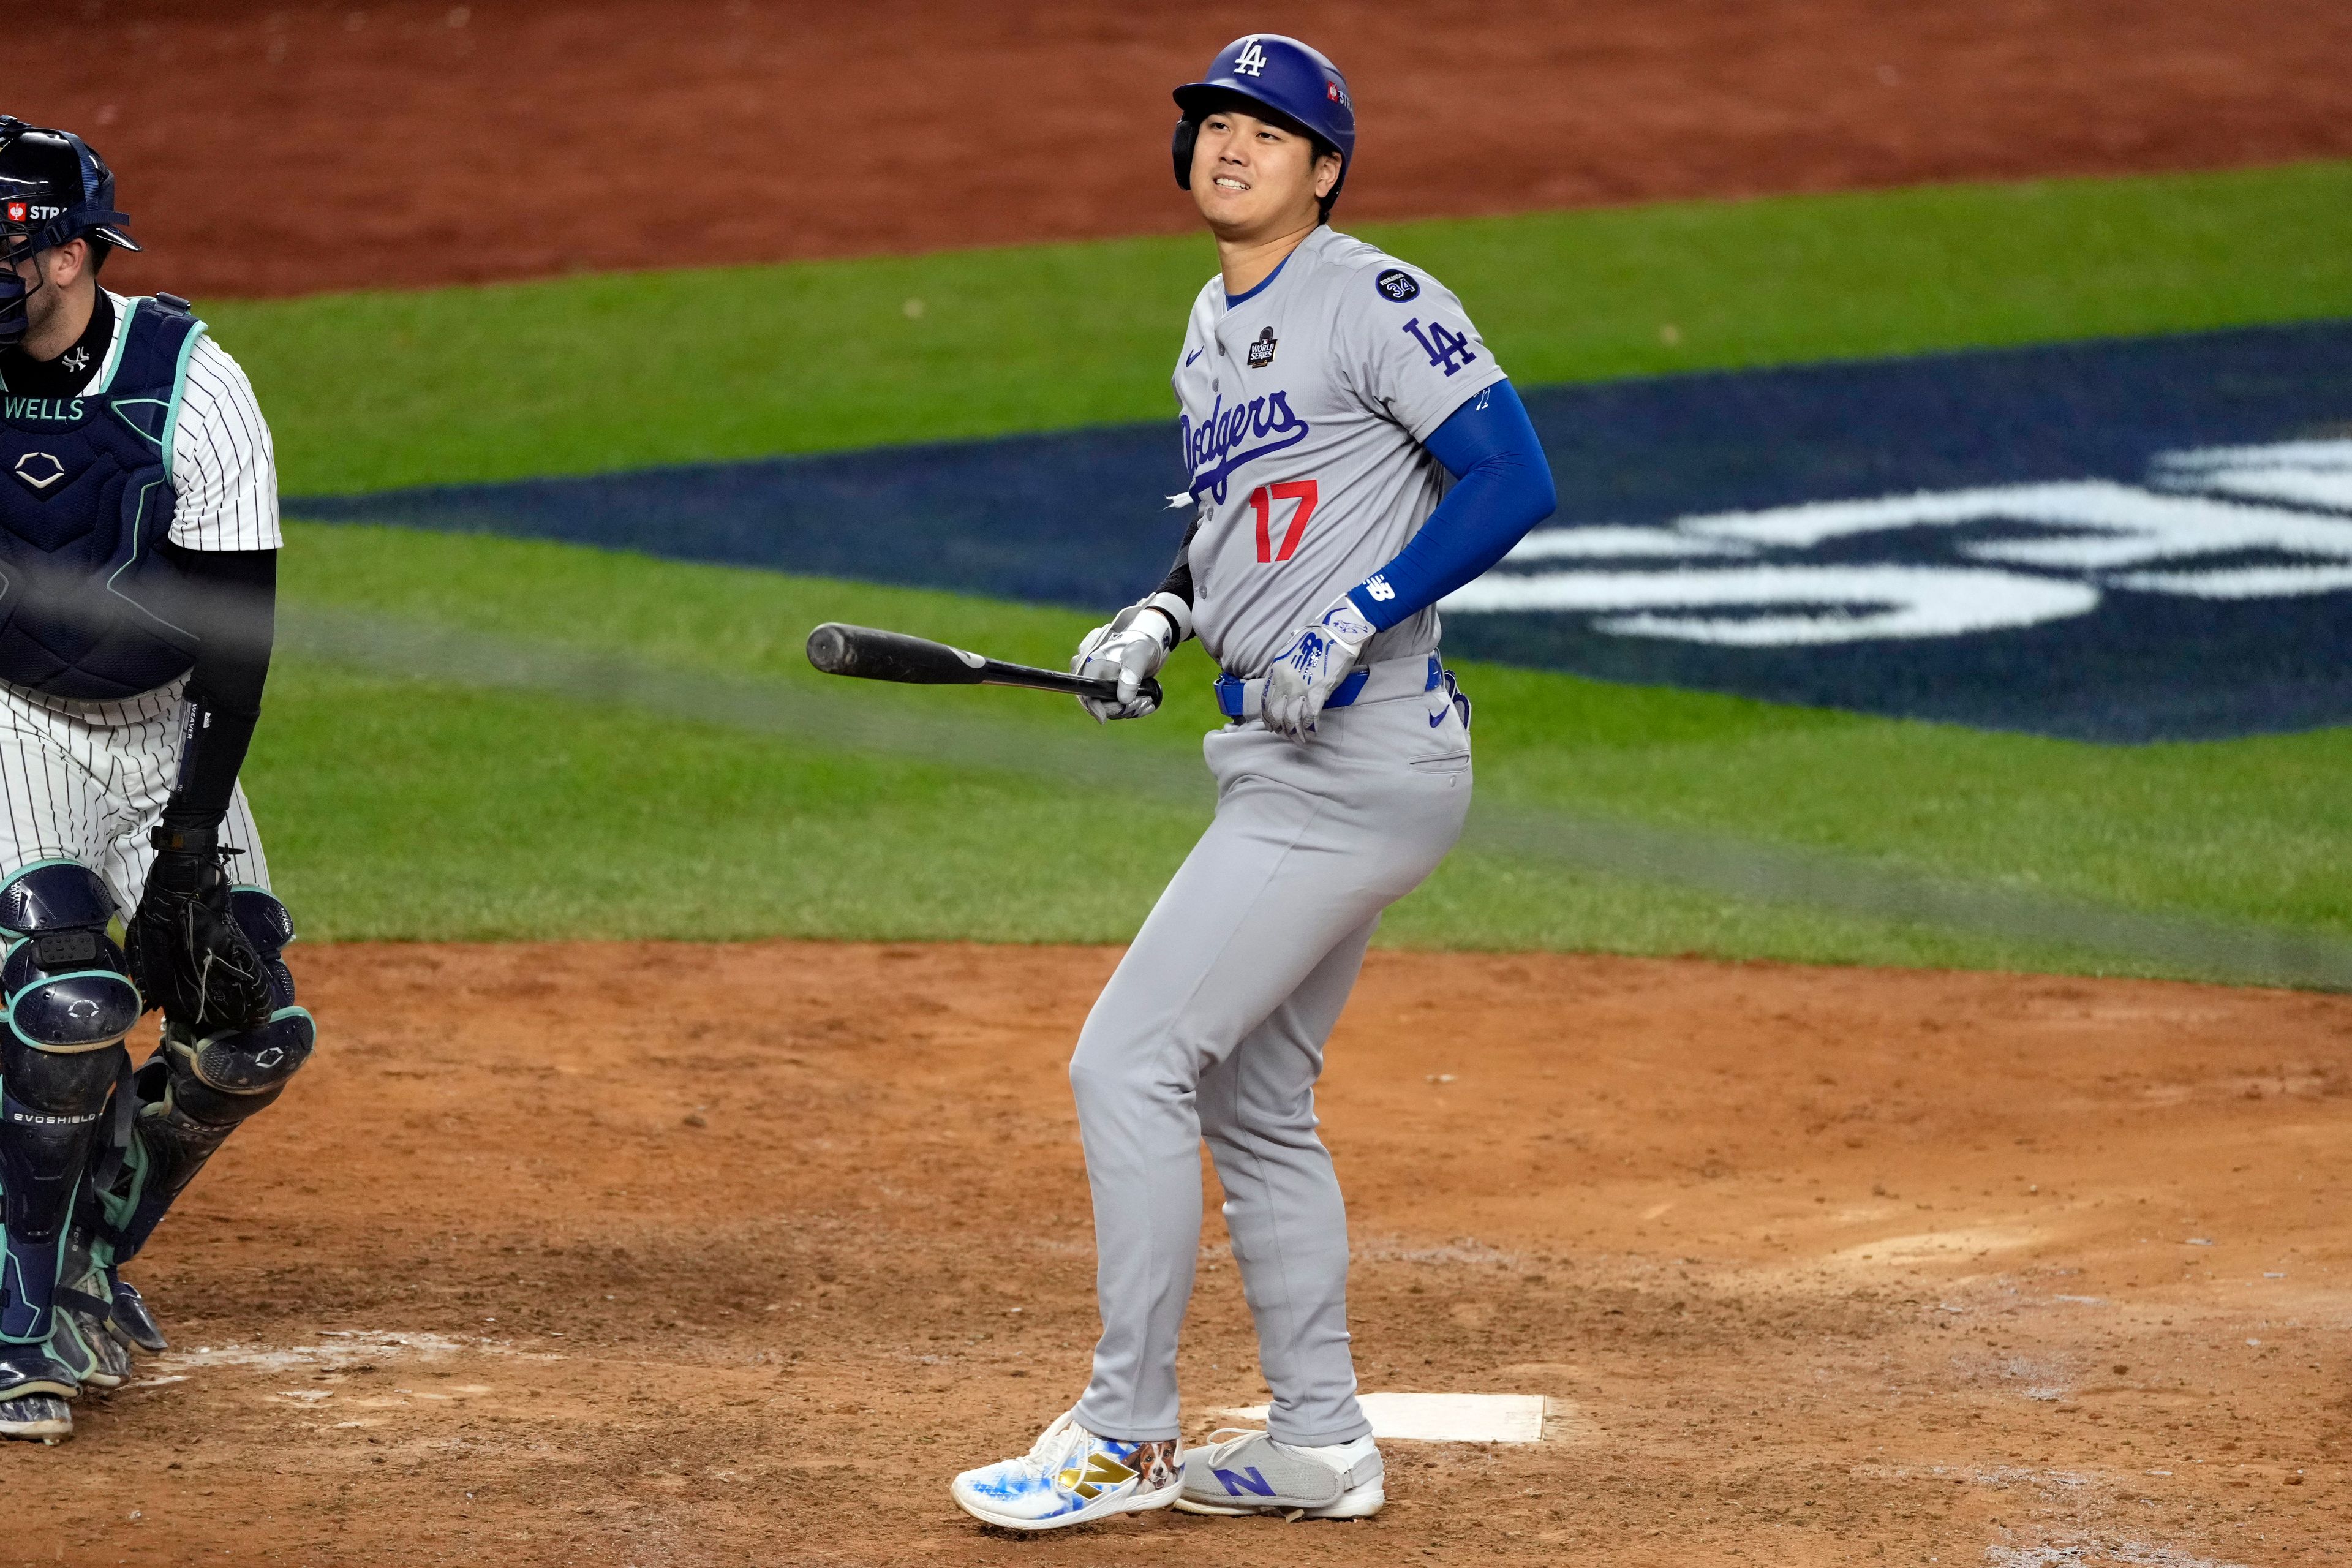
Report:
950,1407,1183,1531
1175,1427,1386,1518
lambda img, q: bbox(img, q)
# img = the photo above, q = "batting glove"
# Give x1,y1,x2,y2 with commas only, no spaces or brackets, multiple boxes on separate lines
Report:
1072,601,1180,722
1262,592,1377,743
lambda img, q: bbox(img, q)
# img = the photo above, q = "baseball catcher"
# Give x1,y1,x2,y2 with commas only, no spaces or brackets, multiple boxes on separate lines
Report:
0,116,314,1441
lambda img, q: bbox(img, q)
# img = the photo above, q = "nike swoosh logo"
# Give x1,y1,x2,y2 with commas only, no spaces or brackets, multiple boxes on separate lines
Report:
1430,709,1447,728
1185,348,1204,367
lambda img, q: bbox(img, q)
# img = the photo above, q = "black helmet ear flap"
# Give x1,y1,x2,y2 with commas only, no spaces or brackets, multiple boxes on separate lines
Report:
1171,115,1199,190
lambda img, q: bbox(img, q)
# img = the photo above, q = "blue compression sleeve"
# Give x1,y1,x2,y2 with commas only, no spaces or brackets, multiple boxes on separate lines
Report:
1344,380,1556,631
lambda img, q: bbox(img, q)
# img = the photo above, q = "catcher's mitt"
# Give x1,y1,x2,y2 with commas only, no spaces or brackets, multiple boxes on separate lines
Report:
124,826,273,1033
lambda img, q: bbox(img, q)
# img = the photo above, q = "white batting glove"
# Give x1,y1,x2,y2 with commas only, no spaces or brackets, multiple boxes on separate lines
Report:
1262,592,1377,743
1072,601,1180,721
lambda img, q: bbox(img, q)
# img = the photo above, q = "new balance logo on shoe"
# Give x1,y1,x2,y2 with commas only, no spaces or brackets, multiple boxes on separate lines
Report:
1215,1464,1275,1497
1057,1452,1137,1500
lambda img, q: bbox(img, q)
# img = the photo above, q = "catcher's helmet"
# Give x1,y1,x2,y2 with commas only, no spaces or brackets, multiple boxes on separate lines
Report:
1172,35,1355,209
0,118,137,255
0,116,136,347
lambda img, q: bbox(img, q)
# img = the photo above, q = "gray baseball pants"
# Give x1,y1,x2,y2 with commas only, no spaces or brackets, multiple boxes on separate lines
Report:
1069,680,1471,1447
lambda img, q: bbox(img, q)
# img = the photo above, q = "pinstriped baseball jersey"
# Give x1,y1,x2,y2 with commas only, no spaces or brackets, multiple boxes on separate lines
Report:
84,288,282,553
0,288,279,900
0,690,271,911
1173,225,1508,677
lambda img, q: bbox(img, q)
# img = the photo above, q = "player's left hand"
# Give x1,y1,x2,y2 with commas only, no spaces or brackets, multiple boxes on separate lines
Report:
1262,592,1377,743
1072,603,1179,722
124,827,274,1033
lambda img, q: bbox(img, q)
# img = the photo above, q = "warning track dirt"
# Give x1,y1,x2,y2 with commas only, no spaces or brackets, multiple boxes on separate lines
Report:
18,0,2352,297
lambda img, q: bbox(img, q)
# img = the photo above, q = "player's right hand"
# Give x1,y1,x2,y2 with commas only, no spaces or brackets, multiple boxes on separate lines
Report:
1072,603,1178,722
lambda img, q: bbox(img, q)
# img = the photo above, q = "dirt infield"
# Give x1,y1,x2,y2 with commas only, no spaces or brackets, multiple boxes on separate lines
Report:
18,0,2352,298
1,940,2340,1564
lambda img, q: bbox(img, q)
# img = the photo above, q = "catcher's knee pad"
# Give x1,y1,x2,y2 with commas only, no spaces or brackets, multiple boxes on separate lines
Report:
95,888,313,1265
0,861,141,1052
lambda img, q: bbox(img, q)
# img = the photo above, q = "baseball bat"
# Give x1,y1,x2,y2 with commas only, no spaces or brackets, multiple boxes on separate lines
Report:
805,622,1163,707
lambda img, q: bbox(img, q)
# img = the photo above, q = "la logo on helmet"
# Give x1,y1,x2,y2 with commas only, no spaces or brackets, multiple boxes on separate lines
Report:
1233,37,1268,75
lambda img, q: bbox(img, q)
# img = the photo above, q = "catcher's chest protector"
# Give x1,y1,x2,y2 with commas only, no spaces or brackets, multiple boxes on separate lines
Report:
0,296,202,701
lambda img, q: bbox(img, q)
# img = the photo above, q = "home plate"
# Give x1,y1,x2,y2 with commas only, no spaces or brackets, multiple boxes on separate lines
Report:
1213,1393,1549,1443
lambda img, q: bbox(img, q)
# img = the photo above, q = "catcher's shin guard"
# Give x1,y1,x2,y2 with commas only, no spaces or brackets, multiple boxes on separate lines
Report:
90,886,313,1269
0,863,138,1359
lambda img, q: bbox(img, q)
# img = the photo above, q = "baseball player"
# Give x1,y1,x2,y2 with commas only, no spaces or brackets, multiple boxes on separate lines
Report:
949,37,1556,1529
0,117,314,1442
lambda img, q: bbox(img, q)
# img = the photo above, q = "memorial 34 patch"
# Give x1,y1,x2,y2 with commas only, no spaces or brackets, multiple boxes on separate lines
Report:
1375,268,1420,303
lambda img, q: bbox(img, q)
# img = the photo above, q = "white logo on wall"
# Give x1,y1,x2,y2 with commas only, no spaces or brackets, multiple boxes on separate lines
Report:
1232,38,1268,77
1443,440,2352,645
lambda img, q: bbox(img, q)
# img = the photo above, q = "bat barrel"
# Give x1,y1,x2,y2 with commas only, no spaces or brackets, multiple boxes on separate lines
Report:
805,622,989,685
807,621,1161,708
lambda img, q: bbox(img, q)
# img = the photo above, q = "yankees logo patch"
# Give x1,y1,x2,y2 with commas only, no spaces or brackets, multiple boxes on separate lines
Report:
59,346,88,375
1246,326,1278,369
1374,269,1420,303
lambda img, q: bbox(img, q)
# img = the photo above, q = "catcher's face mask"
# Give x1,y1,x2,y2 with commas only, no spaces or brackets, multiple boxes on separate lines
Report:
0,186,42,350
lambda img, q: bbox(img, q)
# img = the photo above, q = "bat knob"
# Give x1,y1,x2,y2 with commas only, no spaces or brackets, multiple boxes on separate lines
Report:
806,623,852,675
1139,676,1164,708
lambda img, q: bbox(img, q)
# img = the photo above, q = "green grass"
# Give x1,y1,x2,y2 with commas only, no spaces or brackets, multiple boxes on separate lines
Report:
215,164,2352,970
213,162,2352,496
261,524,2352,976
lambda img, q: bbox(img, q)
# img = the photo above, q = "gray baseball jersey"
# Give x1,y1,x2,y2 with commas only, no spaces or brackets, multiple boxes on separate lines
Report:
1173,225,1509,677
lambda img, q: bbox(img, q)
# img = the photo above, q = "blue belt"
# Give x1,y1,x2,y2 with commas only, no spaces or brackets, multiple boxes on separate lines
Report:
1214,654,1442,721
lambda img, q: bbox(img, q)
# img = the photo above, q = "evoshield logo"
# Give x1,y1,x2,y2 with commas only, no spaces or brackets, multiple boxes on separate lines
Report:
11,452,66,494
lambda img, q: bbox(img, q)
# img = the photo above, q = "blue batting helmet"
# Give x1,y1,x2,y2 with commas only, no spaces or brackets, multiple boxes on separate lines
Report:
1172,35,1355,208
